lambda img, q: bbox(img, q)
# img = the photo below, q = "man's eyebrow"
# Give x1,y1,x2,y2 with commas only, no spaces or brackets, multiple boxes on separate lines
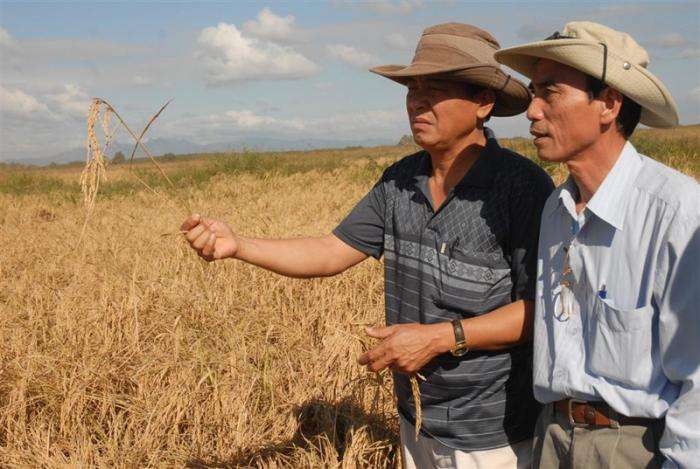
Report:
529,79,556,90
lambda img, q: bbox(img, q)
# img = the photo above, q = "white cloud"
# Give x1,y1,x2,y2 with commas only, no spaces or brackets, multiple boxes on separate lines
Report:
197,22,320,84
648,33,689,49
592,2,694,19
691,86,700,102
385,32,413,50
0,85,50,116
678,47,700,59
0,26,14,47
132,75,154,86
592,4,654,17
242,8,297,42
45,84,90,119
363,0,425,15
313,81,334,92
225,110,278,128
222,109,305,132
516,23,557,41
160,107,406,144
327,44,378,68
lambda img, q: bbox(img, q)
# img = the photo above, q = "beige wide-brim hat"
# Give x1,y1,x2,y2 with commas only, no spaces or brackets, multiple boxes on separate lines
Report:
494,21,679,128
371,23,531,117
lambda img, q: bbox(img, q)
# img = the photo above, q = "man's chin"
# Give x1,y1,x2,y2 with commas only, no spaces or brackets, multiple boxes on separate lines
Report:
533,144,564,163
412,135,430,149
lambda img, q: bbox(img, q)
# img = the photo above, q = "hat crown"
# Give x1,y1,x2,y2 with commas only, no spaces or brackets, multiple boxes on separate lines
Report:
412,22,502,67
561,21,650,67
422,22,500,50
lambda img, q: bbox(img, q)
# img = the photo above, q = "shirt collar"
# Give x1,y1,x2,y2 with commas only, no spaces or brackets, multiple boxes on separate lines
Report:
552,177,579,220
586,142,643,231
546,141,643,231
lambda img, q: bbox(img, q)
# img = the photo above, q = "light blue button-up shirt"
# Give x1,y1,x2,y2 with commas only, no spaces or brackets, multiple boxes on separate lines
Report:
534,141,700,468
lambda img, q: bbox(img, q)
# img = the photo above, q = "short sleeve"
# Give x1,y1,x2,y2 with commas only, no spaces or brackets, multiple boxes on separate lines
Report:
332,176,387,260
508,165,555,301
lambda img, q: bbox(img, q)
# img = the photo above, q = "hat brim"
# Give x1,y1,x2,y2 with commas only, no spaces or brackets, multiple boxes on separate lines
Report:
370,62,531,117
494,40,679,128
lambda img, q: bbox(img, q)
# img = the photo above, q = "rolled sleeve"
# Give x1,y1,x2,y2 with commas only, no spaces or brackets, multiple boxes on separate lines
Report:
332,176,387,260
656,211,700,468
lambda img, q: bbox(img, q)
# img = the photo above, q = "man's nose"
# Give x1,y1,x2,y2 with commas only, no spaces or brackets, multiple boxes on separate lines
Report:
407,90,428,114
526,96,544,122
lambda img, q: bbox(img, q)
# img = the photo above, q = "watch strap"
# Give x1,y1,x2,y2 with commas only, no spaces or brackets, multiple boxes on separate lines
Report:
451,319,468,356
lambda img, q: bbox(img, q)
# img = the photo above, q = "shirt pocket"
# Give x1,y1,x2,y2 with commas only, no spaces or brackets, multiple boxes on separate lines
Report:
586,295,655,389
435,244,511,315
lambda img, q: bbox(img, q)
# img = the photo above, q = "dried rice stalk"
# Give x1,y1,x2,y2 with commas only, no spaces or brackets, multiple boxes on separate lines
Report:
95,98,190,215
355,326,425,441
79,98,189,218
101,104,114,149
410,373,425,440
80,99,108,213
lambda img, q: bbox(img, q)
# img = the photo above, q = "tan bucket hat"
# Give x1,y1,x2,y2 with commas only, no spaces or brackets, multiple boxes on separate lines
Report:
371,23,530,117
494,21,679,128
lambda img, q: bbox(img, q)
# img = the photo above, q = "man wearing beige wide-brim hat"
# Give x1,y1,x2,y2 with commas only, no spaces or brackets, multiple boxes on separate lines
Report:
496,21,700,468
181,22,554,468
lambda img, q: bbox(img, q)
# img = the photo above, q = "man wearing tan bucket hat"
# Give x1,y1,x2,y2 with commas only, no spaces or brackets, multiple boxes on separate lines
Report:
496,21,700,468
181,23,553,468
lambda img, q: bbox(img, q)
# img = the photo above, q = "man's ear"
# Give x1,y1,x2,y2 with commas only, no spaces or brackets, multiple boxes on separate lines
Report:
476,89,496,120
598,87,623,126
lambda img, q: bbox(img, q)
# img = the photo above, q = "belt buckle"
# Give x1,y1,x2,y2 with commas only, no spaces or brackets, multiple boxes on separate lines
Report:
568,399,589,428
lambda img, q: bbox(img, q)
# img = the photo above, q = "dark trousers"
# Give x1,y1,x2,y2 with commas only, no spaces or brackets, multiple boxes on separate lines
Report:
532,403,665,468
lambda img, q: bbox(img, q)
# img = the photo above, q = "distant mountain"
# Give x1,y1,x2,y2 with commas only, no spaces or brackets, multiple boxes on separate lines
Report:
22,136,394,166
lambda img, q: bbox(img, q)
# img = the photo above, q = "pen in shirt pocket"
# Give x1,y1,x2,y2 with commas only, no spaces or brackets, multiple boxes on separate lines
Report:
598,283,607,299
449,237,461,257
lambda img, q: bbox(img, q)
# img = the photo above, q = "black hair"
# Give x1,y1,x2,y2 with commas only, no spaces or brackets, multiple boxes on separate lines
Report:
585,75,641,139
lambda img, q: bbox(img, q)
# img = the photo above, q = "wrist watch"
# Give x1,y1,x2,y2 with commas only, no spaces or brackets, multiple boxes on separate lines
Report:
450,319,469,357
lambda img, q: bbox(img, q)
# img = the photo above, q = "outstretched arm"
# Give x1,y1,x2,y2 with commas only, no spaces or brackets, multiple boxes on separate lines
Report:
181,214,368,278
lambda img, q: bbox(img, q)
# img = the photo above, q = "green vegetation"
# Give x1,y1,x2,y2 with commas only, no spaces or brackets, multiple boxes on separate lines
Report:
1,125,697,199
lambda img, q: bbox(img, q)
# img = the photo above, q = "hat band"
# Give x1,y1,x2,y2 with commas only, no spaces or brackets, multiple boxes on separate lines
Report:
412,45,482,69
545,30,608,83
417,34,500,65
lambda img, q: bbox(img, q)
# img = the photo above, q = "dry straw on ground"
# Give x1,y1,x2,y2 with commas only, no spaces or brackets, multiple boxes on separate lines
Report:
0,168,399,467
1,119,696,466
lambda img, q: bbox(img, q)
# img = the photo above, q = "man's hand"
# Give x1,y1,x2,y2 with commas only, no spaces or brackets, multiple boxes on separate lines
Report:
181,214,238,262
358,322,453,374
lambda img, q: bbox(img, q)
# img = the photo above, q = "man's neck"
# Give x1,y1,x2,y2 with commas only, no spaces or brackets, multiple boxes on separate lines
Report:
567,133,627,210
427,128,487,188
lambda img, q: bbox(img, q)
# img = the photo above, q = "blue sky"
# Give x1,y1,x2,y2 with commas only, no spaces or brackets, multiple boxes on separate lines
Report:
1,0,698,162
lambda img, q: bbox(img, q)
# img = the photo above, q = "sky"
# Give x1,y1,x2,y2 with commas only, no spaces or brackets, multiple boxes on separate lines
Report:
0,0,698,162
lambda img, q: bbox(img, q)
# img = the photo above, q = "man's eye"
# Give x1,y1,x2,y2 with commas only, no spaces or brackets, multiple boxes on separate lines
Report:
534,88,552,100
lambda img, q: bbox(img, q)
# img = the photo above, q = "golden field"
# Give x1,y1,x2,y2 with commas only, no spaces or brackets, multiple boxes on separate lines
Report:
0,126,697,467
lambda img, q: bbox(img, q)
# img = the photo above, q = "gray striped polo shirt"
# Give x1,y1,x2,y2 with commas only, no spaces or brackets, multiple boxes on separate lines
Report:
333,131,554,451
